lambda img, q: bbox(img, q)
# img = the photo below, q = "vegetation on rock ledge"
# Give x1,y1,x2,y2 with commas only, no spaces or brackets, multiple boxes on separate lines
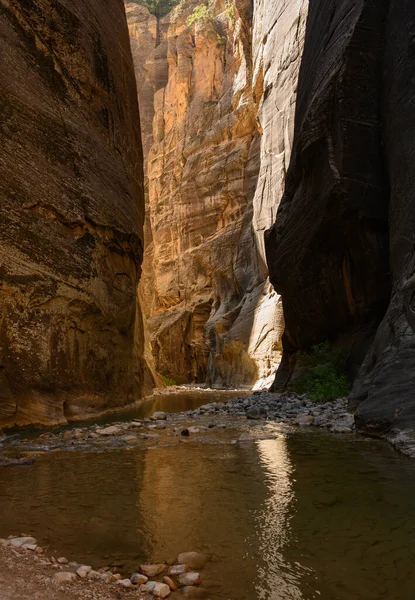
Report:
290,342,350,402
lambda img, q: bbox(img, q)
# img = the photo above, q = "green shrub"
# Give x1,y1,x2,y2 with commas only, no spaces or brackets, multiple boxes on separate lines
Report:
161,375,176,386
187,4,212,26
290,342,350,402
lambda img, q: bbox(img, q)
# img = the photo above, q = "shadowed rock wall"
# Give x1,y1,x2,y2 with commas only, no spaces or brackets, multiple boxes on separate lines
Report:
0,0,148,427
265,0,415,451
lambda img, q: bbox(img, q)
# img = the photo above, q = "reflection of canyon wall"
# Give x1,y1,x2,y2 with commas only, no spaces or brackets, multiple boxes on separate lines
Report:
0,0,148,427
126,0,308,387
265,0,415,451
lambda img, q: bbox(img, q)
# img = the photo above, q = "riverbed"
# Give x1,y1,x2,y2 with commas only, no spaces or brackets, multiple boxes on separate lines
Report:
1,390,415,599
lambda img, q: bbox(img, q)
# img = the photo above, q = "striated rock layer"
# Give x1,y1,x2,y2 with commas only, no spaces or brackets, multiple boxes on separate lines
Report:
266,0,415,451
127,0,308,387
0,0,148,427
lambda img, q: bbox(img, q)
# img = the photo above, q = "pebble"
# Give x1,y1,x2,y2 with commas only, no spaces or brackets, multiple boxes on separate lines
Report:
139,563,166,577
178,571,201,586
115,578,132,587
8,536,37,548
163,575,177,590
169,564,187,575
98,426,119,436
53,571,77,583
152,582,171,598
152,412,167,420
57,557,68,564
76,565,92,578
131,572,149,584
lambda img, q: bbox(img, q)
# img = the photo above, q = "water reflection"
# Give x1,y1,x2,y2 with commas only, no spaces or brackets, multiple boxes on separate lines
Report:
253,437,306,599
1,429,415,599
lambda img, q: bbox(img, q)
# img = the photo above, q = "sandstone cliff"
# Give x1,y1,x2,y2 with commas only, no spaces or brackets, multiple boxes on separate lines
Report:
126,0,308,388
265,0,415,451
0,0,148,427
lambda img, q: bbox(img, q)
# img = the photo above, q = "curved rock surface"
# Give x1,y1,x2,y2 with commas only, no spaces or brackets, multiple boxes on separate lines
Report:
265,0,415,450
0,0,148,426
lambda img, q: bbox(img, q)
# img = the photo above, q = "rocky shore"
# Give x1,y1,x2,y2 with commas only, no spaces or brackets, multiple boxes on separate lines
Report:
0,535,211,600
0,391,357,469
185,392,355,433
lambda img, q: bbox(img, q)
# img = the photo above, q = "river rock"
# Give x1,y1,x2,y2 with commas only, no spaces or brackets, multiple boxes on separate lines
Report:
115,578,133,588
152,412,167,420
53,572,77,583
152,582,171,598
177,553,208,570
122,435,137,443
8,537,37,548
76,565,92,578
57,557,68,564
178,572,201,586
188,427,200,434
99,426,120,437
163,576,177,590
139,563,166,577
131,572,149,584
169,564,187,575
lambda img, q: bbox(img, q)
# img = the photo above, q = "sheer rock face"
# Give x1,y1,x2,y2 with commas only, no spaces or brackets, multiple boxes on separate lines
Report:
265,0,415,448
127,0,308,387
265,0,391,390
352,1,415,451
0,0,147,427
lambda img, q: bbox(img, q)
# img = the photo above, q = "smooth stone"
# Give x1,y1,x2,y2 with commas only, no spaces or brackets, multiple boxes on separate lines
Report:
188,427,200,434
177,552,208,569
88,570,101,579
153,582,171,597
9,537,37,548
181,429,190,437
178,572,201,586
131,572,149,584
98,426,119,436
122,435,136,443
53,572,77,583
23,544,38,551
139,563,166,577
163,575,177,590
115,578,132,587
152,412,167,420
169,564,187,575
76,565,92,578
57,557,68,564
146,581,157,592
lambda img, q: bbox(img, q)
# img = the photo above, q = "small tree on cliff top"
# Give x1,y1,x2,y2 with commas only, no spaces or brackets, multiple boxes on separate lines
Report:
133,0,179,45
137,0,179,19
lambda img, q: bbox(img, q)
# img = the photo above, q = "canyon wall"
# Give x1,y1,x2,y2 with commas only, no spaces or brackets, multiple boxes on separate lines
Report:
265,0,415,451
127,0,308,387
0,0,148,427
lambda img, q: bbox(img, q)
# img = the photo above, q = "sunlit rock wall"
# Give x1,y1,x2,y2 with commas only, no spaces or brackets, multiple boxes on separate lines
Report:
127,0,308,387
0,0,148,427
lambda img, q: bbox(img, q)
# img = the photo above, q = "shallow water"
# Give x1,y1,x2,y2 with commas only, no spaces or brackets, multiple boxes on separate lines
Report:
1,400,415,599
